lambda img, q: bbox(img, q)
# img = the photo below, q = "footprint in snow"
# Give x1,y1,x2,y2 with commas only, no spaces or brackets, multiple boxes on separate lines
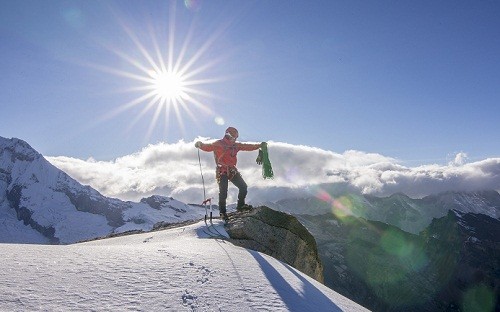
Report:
182,290,198,310
143,236,154,243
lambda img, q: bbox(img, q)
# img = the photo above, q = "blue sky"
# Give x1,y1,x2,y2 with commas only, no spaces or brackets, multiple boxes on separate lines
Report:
1,0,499,166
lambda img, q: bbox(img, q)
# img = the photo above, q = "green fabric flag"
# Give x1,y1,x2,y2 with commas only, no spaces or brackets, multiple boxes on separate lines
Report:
261,142,274,179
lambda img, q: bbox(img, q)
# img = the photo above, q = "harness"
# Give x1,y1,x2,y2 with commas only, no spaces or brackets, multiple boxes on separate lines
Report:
214,140,240,182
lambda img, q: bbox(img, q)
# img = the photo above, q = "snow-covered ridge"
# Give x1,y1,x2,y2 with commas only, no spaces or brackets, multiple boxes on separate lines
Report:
1,137,206,244
0,220,368,311
426,190,500,218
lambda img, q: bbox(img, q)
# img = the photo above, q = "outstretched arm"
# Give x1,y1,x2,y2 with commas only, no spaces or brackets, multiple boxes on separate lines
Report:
237,142,266,151
195,141,215,152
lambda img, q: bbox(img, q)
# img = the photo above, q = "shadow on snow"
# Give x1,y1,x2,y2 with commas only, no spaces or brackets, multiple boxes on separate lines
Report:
248,250,341,312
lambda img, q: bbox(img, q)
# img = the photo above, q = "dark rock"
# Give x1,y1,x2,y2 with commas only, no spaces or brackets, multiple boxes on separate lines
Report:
63,188,127,228
225,206,324,283
140,195,187,213
6,184,59,244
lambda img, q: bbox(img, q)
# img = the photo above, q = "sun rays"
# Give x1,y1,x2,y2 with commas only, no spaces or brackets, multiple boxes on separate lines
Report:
89,1,231,141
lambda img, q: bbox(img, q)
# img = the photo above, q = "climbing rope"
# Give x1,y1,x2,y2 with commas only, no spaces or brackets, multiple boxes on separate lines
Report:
260,142,274,179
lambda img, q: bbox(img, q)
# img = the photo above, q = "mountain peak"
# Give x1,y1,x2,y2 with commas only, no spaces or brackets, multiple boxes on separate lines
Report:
1,136,207,244
0,136,42,163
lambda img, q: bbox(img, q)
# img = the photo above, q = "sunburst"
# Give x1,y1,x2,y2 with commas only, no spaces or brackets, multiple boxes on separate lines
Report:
148,69,186,100
90,1,231,140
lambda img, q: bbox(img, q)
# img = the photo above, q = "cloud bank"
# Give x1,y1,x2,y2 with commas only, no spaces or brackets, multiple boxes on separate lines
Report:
47,140,500,204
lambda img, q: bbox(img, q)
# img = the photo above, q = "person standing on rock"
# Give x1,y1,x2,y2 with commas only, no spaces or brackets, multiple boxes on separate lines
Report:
195,127,265,222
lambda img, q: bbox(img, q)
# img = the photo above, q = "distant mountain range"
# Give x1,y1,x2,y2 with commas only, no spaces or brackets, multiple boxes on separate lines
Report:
296,207,499,311
256,173,499,311
263,187,499,311
266,190,499,234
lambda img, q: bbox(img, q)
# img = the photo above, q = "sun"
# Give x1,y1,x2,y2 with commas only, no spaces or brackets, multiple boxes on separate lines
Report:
149,70,186,101
91,1,231,140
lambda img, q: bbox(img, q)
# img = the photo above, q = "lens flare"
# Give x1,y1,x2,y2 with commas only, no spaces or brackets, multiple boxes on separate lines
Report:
333,195,367,220
184,0,202,11
462,284,496,312
381,230,413,257
310,187,367,221
346,228,430,307
380,229,428,270
214,116,225,126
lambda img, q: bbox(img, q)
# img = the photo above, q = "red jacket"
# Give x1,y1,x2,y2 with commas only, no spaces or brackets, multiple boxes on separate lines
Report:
199,137,260,170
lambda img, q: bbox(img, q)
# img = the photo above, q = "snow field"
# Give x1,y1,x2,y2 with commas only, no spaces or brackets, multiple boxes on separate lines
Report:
0,221,368,311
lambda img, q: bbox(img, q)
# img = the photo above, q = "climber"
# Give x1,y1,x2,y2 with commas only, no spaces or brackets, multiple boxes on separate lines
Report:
195,127,265,222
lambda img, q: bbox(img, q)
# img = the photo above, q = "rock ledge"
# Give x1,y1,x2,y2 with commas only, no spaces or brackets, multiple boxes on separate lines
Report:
226,206,324,283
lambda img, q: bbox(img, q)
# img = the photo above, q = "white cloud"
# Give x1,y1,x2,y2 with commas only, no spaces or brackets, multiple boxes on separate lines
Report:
47,141,500,204
449,152,468,166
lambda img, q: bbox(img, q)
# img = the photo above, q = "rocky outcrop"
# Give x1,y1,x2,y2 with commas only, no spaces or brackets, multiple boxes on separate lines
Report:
141,195,188,214
6,184,59,244
225,206,324,283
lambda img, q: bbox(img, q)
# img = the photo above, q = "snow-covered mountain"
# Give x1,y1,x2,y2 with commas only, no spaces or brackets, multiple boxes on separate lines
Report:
0,220,368,311
0,137,206,244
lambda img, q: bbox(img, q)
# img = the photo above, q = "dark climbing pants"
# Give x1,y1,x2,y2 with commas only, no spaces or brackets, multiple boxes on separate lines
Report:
218,173,247,214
